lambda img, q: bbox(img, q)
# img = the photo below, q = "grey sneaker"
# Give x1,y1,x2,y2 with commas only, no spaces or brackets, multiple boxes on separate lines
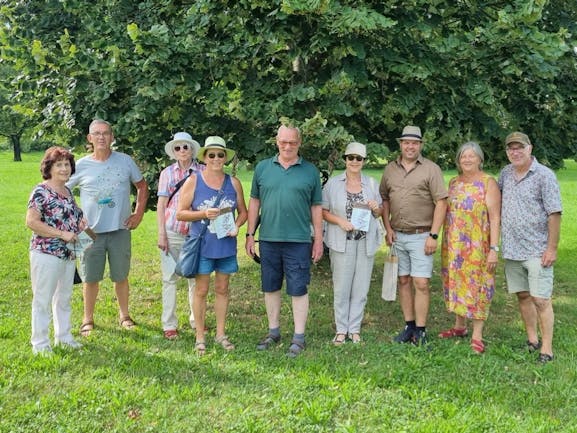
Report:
256,334,281,351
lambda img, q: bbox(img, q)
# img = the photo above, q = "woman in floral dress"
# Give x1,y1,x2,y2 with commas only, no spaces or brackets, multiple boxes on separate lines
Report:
440,142,501,353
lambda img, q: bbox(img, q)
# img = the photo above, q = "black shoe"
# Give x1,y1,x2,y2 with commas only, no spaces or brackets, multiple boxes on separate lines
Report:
393,326,414,343
527,340,542,353
538,353,554,363
412,329,428,347
256,333,281,351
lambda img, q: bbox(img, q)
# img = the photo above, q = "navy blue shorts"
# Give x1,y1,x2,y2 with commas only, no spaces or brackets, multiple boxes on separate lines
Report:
259,241,311,296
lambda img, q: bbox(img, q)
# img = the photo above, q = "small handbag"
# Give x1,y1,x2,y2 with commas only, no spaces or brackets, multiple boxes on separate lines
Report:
174,178,228,278
381,244,398,301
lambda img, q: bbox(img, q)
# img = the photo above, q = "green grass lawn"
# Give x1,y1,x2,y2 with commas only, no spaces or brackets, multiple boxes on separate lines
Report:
1,152,576,432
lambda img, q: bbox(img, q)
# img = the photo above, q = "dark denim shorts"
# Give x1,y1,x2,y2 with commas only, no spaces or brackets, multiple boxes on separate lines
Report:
259,241,311,296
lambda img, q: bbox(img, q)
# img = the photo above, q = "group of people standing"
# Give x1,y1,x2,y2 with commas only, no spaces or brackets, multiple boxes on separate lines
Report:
376,126,561,363
26,121,561,363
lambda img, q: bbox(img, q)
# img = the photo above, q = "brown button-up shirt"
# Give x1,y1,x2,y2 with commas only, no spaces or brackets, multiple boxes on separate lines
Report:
379,155,448,231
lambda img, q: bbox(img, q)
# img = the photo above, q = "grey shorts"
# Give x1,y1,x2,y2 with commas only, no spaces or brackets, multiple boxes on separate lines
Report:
394,232,433,278
80,229,131,283
504,258,554,299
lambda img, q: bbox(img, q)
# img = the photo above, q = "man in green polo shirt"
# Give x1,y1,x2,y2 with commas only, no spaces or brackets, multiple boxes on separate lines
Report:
245,125,324,358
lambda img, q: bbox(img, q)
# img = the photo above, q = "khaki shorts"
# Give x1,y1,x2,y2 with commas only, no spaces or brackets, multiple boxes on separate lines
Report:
504,258,554,299
80,229,131,283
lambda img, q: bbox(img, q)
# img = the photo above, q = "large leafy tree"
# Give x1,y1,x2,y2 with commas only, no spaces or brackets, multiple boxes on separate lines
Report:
1,0,575,199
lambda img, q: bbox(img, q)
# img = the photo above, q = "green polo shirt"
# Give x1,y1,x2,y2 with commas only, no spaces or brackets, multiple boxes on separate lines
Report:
251,155,322,242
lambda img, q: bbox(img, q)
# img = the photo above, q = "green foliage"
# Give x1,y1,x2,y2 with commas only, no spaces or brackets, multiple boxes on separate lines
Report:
0,0,575,204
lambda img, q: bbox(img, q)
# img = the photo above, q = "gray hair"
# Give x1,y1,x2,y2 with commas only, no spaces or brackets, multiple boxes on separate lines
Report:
277,124,302,141
455,141,484,173
89,119,113,133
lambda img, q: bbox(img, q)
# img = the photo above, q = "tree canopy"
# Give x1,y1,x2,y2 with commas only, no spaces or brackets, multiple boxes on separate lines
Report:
1,0,575,199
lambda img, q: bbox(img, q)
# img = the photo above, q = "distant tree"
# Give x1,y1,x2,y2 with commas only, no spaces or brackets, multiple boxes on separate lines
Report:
1,0,575,200
0,82,34,161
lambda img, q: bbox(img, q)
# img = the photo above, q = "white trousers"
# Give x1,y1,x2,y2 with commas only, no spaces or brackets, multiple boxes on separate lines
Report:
329,238,375,334
161,230,195,331
30,250,76,350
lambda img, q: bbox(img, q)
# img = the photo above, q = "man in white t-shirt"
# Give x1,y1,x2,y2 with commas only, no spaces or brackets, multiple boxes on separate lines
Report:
68,119,149,336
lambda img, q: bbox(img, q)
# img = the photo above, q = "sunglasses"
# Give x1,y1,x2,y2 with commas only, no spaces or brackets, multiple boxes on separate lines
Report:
207,152,226,159
345,155,364,162
174,145,190,152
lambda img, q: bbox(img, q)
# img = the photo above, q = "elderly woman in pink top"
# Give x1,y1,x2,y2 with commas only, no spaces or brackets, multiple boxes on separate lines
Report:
157,132,204,340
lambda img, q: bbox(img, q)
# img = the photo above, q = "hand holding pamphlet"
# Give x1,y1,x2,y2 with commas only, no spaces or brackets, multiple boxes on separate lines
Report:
350,203,371,232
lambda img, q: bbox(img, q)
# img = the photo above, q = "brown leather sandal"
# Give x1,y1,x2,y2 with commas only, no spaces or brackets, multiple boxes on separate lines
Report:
332,333,346,346
215,335,235,351
119,316,136,330
79,321,94,337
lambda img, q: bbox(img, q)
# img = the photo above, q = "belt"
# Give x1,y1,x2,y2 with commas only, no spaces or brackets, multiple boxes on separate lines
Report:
395,226,431,235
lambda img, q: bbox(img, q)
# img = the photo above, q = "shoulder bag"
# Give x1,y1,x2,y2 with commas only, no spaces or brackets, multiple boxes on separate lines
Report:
174,176,229,278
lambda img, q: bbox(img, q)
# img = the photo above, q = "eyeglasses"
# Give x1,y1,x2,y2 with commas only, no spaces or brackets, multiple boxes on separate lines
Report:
345,155,364,162
506,145,527,153
207,152,226,159
90,131,111,137
174,145,189,152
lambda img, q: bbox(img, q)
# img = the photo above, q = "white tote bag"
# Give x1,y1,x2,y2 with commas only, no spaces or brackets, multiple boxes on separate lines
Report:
381,244,398,301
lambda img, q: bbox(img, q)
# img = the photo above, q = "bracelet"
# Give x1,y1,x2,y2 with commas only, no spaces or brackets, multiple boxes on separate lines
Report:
246,233,254,238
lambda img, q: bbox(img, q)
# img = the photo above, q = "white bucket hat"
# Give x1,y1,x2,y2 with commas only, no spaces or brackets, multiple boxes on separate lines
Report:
197,136,236,163
165,132,200,160
343,142,367,158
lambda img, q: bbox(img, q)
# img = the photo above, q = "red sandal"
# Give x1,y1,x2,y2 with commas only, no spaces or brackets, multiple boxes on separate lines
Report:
471,339,485,354
438,327,468,339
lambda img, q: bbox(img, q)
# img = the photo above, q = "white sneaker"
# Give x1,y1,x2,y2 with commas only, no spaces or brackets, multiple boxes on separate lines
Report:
33,345,54,356
56,339,83,350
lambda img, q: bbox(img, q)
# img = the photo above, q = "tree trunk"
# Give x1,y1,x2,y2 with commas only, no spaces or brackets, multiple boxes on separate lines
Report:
11,134,21,161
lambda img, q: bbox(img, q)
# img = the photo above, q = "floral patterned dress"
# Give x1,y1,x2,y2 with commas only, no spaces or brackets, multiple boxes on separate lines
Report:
441,174,495,320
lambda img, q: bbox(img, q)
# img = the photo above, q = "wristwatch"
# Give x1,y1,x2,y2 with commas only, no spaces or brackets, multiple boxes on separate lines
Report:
490,245,500,252
245,233,254,238
429,233,438,240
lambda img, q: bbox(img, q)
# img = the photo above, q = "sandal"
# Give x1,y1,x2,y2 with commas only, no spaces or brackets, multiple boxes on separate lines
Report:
350,333,361,344
538,353,554,363
438,327,468,339
256,333,281,351
215,335,235,351
79,321,94,337
163,329,179,340
286,339,306,358
119,316,136,330
527,340,542,353
471,339,485,354
332,333,346,346
195,341,206,356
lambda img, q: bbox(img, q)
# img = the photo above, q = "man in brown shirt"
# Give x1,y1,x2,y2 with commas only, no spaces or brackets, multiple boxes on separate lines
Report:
380,125,448,346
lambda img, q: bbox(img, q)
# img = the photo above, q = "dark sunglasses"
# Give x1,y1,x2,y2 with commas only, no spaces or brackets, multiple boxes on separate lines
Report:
344,154,364,162
207,152,226,159
174,144,189,152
